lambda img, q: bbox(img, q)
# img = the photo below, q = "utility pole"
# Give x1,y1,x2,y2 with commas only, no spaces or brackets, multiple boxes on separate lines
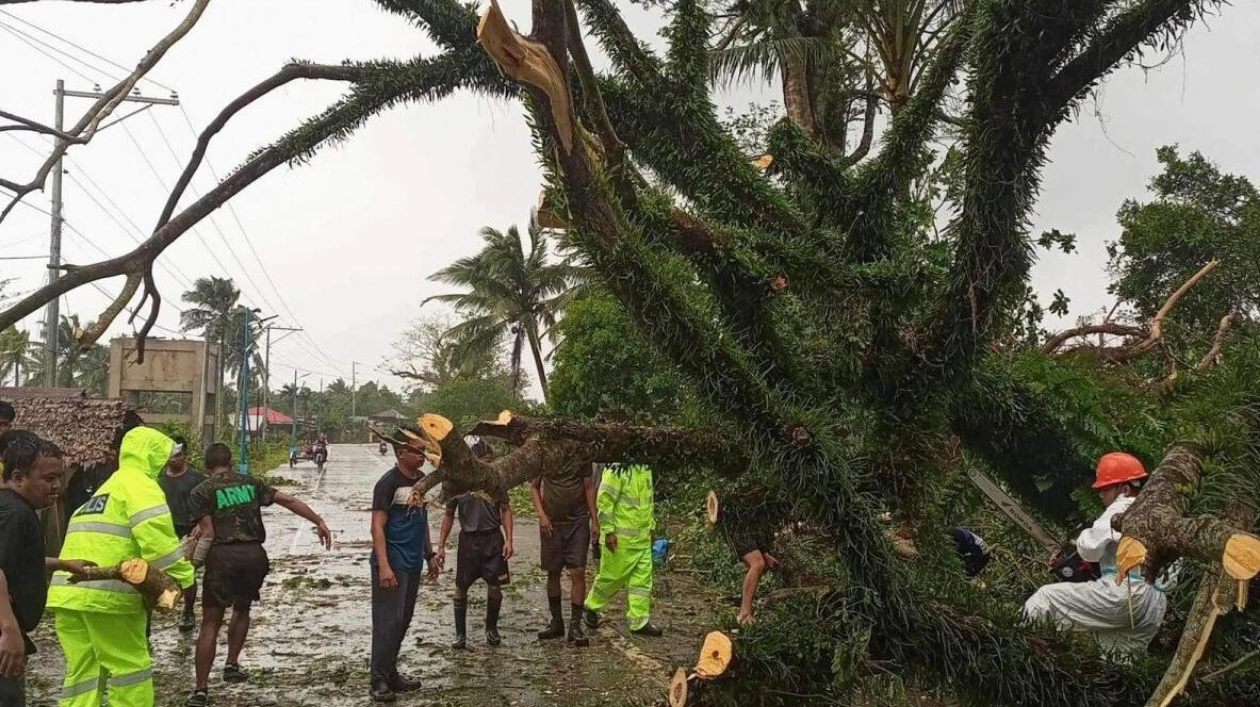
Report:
262,324,301,442
351,360,357,418
290,369,299,456
43,82,180,387
238,308,252,475
42,80,64,388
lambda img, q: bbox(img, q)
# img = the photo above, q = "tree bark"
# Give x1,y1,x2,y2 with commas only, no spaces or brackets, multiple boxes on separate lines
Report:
1114,444,1260,584
524,318,548,401
69,558,182,610
1145,503,1253,707
409,412,743,500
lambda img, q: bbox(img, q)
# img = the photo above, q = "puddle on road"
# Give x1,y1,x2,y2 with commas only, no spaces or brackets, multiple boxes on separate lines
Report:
26,445,719,707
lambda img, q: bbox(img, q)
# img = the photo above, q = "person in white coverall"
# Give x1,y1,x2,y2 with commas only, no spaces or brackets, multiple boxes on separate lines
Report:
1023,452,1168,661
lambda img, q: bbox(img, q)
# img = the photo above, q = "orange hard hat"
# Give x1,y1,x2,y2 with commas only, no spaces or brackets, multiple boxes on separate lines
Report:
1092,452,1147,489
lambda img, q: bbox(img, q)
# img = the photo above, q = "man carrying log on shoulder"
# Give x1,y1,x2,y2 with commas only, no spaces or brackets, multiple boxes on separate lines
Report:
47,426,196,707
184,443,331,707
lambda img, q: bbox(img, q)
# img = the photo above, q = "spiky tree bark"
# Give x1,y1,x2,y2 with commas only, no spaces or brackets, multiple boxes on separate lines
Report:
1,0,1251,704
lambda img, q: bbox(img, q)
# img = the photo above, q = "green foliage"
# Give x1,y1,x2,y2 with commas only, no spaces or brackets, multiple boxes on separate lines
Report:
425,217,589,395
20,314,108,396
547,290,698,423
412,374,523,430
1108,146,1260,354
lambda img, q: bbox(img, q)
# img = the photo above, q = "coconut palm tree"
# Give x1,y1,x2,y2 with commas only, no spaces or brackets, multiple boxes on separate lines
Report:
0,326,29,387
181,277,263,439
24,314,103,391
425,216,589,398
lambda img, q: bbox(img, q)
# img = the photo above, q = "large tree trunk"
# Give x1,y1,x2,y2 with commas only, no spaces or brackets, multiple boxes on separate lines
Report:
524,318,548,401
781,55,818,140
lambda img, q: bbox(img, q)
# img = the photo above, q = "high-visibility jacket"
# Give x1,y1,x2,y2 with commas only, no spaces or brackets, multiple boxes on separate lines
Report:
48,426,196,615
596,464,655,548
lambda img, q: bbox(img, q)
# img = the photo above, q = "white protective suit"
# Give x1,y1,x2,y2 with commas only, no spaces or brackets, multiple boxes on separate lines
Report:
1022,494,1168,660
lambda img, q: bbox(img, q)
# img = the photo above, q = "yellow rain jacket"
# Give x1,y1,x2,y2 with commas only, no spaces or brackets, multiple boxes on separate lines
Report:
47,426,195,614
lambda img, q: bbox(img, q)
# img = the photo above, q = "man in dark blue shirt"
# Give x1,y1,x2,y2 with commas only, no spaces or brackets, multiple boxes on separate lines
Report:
369,425,436,703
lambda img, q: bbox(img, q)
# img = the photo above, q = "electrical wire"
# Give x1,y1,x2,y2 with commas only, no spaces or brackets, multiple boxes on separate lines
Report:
0,21,104,85
144,110,284,319
0,9,170,91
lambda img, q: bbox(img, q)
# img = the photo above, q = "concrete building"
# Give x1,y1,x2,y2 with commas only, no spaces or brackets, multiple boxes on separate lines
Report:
108,337,220,441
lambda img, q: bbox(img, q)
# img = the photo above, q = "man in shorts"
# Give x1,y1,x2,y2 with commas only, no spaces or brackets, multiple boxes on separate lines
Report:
186,443,331,707
435,437,513,649
157,435,206,631
530,455,598,646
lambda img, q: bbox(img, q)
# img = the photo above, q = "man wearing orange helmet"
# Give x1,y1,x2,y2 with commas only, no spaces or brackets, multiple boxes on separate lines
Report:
1022,452,1168,660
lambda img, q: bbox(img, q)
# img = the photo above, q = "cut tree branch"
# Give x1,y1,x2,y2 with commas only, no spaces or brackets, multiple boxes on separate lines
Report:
407,412,743,501
1113,444,1260,586
0,51,474,337
1144,503,1253,707
0,0,211,226
1040,260,1219,358
1195,310,1238,371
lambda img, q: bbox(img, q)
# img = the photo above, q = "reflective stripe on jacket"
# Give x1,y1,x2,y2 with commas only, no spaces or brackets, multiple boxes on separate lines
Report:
596,463,655,547
48,426,196,614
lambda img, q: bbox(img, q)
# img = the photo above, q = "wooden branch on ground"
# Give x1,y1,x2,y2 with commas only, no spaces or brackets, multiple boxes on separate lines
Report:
69,558,181,610
0,0,211,226
1041,261,1220,357
1113,444,1260,586
1145,504,1254,707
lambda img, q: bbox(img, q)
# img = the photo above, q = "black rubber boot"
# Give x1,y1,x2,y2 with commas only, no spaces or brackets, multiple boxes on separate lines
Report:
632,622,664,637
452,600,468,650
583,607,601,630
485,595,502,647
567,603,589,647
537,595,565,640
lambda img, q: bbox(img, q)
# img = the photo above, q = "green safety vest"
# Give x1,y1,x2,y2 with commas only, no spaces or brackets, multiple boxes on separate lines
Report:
596,463,655,547
47,426,196,615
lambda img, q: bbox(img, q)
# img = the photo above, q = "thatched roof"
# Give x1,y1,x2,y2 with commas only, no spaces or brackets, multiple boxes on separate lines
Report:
0,388,128,467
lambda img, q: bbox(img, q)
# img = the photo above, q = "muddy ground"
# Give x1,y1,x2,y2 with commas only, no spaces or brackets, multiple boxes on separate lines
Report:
27,444,721,706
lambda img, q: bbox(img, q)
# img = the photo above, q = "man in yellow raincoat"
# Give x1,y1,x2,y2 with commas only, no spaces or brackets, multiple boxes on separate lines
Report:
47,426,196,707
582,462,663,636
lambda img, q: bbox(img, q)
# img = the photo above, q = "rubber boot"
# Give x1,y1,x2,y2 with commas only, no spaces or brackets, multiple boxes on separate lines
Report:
486,594,502,647
452,599,468,650
567,603,589,647
537,595,565,640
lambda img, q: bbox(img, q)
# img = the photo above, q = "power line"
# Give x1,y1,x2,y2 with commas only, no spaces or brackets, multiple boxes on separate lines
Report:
0,9,171,91
143,111,283,319
0,21,102,85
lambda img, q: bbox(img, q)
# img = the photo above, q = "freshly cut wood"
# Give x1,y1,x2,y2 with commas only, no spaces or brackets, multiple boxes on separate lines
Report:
419,413,455,443
477,0,574,153
706,491,719,525
1114,537,1148,584
752,154,773,170
70,558,181,610
1222,533,1260,581
668,667,688,707
695,631,733,679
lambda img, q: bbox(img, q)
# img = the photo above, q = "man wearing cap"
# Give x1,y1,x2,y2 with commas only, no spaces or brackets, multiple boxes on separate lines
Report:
1022,452,1168,660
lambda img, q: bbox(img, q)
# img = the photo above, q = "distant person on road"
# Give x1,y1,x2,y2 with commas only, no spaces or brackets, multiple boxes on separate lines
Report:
368,426,436,703
435,436,513,650
530,454,598,647
158,435,206,632
184,443,331,707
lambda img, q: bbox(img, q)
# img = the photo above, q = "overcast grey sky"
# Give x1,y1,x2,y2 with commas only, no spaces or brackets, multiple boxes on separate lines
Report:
2,0,1258,398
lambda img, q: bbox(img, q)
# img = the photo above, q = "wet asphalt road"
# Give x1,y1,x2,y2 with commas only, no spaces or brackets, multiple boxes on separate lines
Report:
27,444,716,707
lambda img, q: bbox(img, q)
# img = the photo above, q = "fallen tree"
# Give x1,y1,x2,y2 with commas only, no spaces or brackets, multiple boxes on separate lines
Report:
4,0,1257,704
